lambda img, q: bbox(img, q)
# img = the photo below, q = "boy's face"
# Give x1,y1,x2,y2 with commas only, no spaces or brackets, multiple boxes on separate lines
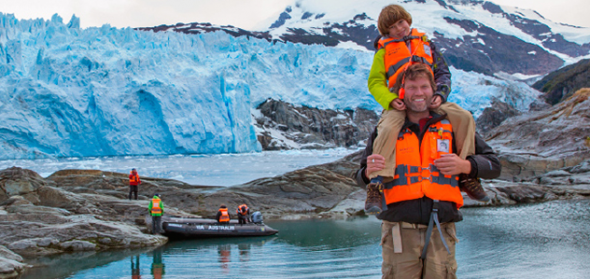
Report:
388,19,411,39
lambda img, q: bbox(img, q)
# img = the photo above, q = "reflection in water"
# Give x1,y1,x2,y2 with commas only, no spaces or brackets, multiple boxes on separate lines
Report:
23,200,590,279
238,243,251,262
151,247,166,279
218,244,231,274
131,255,141,279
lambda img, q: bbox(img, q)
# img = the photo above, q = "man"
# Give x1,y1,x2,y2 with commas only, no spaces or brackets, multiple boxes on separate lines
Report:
236,203,250,225
129,168,141,200
355,63,501,278
216,204,230,224
148,193,164,234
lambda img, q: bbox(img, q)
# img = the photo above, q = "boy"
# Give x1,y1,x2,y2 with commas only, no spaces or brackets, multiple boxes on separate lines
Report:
365,4,488,214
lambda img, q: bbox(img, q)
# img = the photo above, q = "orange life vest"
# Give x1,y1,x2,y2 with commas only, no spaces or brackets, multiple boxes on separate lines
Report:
383,119,463,208
378,29,434,95
236,204,249,216
151,197,162,215
129,172,140,185
219,208,230,222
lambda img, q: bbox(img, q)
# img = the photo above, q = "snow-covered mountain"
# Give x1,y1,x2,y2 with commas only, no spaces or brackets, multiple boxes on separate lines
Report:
145,0,590,77
0,4,546,159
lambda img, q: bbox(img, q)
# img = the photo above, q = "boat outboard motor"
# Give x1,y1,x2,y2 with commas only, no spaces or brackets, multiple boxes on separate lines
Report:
251,211,263,224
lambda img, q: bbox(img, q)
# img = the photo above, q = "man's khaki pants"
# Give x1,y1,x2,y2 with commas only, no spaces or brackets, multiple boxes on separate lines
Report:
370,102,476,179
381,220,459,279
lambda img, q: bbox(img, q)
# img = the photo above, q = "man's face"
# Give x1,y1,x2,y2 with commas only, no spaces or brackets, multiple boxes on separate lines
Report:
403,76,433,113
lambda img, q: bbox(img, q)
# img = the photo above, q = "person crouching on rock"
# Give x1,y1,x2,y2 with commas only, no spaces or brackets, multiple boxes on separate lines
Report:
216,204,231,224
236,203,250,225
149,193,164,234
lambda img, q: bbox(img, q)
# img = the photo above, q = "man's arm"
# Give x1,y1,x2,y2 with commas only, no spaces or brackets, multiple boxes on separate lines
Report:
354,127,378,187
466,133,502,179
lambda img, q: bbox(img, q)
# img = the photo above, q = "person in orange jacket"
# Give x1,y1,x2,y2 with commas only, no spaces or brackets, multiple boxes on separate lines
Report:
216,204,231,223
129,168,141,200
236,204,250,225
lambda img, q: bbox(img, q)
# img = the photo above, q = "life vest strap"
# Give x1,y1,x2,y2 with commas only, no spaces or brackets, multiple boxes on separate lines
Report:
420,200,451,260
386,57,411,80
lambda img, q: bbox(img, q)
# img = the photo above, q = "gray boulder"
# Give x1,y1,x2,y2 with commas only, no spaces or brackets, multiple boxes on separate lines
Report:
487,88,590,181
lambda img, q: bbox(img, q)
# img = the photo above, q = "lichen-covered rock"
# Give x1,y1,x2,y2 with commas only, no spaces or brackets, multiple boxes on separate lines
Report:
487,88,590,181
0,245,25,279
0,167,52,204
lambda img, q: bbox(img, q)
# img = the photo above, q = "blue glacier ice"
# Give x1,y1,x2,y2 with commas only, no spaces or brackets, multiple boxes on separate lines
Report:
0,13,540,159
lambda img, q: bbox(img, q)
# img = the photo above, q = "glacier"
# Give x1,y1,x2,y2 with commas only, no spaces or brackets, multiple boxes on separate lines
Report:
0,13,540,159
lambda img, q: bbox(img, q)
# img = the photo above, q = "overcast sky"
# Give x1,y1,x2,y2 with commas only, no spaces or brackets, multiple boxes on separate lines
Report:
0,0,588,29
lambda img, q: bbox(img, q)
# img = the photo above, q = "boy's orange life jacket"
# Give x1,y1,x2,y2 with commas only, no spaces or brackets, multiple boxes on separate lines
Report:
236,204,249,216
219,208,230,222
151,197,162,215
377,28,434,96
383,119,463,208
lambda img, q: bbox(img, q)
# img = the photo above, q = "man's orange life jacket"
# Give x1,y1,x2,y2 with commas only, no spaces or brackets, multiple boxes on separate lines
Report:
151,197,162,215
129,172,140,185
378,28,434,96
219,208,230,222
236,204,249,216
383,119,463,208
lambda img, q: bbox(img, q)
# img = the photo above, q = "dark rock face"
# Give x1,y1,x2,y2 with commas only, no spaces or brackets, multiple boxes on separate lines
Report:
438,18,563,75
476,99,521,135
486,88,590,180
255,99,379,150
136,22,272,41
532,59,590,105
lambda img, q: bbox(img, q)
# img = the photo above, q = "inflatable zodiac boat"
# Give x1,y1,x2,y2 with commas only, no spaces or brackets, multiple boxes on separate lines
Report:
161,212,278,238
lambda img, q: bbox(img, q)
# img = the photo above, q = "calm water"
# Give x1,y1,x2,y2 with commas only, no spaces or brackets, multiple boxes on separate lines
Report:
20,199,590,279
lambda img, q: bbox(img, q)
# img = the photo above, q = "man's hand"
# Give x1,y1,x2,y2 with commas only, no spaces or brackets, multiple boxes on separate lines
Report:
365,154,386,178
390,98,406,111
433,154,471,176
428,95,442,109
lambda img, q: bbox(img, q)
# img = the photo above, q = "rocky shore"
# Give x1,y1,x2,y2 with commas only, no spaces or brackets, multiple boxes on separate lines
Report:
2,90,589,278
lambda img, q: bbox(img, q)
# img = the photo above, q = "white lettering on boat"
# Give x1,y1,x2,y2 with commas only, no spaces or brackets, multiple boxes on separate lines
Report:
207,226,235,231
167,223,183,228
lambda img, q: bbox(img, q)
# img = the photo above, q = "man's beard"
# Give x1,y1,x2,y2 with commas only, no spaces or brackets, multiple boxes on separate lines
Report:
405,95,432,113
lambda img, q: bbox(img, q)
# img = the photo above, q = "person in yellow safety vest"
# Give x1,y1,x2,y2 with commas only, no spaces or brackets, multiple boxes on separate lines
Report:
129,168,141,200
148,193,164,234
151,247,165,279
355,63,501,279
236,204,250,225
216,204,230,224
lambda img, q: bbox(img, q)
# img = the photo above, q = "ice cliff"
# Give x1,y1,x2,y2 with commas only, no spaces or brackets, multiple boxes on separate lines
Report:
0,13,539,159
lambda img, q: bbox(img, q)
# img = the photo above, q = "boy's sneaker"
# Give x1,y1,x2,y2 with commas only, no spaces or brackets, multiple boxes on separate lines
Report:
459,174,490,202
365,177,384,215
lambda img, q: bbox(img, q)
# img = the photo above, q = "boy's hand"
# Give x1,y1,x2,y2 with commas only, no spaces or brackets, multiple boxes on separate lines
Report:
428,95,442,109
390,98,406,111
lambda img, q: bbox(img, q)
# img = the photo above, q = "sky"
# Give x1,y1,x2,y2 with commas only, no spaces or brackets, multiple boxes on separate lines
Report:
0,0,588,30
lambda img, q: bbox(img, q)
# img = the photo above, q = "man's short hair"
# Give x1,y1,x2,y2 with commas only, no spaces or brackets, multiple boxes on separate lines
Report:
392,63,436,95
378,4,413,36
